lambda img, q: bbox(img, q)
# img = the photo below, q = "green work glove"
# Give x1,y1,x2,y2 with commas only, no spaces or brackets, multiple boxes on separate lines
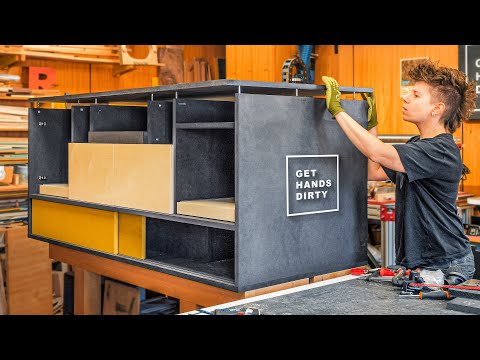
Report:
362,92,378,130
322,76,345,117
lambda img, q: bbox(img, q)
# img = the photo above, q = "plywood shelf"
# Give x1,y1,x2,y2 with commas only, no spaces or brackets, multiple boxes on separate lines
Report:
176,122,234,129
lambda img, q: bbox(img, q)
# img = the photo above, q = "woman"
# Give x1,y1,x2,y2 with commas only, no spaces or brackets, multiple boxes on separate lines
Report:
322,59,477,284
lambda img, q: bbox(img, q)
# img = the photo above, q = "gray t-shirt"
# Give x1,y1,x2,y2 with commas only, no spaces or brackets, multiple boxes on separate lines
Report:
381,133,470,269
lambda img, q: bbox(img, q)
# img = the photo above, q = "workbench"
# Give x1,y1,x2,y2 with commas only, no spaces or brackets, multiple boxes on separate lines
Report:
50,243,355,314
184,275,470,315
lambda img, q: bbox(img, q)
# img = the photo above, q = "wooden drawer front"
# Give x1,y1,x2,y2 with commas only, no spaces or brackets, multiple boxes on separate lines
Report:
68,143,174,213
113,144,174,214
31,199,118,254
69,143,116,205
119,213,146,259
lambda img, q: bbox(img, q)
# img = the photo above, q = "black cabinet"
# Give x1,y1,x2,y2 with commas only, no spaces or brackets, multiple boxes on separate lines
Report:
28,80,372,292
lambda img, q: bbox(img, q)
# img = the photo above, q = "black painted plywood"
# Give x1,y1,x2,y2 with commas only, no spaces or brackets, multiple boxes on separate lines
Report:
235,94,368,291
71,106,89,143
28,108,71,195
146,218,234,279
175,99,234,123
30,79,372,104
147,100,172,144
89,105,146,131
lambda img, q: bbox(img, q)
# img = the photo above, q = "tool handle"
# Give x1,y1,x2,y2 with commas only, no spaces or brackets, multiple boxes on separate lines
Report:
351,268,368,275
379,268,396,277
410,283,480,291
420,290,450,300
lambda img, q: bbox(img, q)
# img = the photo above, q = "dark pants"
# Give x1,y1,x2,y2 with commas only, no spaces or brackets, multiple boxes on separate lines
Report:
423,250,476,281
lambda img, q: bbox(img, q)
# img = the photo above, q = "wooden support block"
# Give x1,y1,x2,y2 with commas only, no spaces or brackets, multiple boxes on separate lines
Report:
180,300,199,313
119,213,146,259
177,198,235,222
245,278,309,297
32,199,119,254
309,268,358,283
39,183,69,198
102,279,140,315
73,267,101,315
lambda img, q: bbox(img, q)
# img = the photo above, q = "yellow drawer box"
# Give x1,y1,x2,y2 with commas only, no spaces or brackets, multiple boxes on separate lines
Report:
68,143,174,213
118,213,146,259
31,199,118,254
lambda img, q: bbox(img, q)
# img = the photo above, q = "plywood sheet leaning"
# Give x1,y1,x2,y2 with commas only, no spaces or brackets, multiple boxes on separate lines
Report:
102,279,140,315
5,226,52,314
177,197,235,222
39,183,69,198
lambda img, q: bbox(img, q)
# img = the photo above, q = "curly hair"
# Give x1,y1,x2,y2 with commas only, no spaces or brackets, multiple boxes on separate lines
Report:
408,59,477,133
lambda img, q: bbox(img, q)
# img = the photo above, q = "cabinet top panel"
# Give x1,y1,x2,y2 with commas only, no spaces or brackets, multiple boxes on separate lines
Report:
30,80,373,104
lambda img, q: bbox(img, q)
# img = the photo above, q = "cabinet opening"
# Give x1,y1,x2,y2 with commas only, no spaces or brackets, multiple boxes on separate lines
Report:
175,128,234,205
146,218,234,280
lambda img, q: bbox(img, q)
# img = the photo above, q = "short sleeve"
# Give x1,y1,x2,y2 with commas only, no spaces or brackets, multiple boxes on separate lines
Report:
393,140,445,182
381,166,397,183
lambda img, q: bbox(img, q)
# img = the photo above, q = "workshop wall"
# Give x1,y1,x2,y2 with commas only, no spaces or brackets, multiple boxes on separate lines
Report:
317,45,478,194
226,45,298,82
4,45,226,94
227,45,479,195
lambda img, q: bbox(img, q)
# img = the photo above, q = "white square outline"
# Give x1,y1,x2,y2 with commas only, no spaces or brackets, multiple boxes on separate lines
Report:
286,155,339,217
465,45,480,112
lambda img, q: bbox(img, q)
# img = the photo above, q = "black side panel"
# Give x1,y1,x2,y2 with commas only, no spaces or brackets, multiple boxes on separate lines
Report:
236,94,368,291
28,108,71,195
89,105,147,131
175,99,234,123
147,101,172,144
71,106,89,142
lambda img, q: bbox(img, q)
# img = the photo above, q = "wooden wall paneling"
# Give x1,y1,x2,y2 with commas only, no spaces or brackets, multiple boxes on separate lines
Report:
463,121,480,195
91,46,158,92
352,45,458,135
7,58,91,95
226,45,297,82
316,45,354,86
183,45,226,80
